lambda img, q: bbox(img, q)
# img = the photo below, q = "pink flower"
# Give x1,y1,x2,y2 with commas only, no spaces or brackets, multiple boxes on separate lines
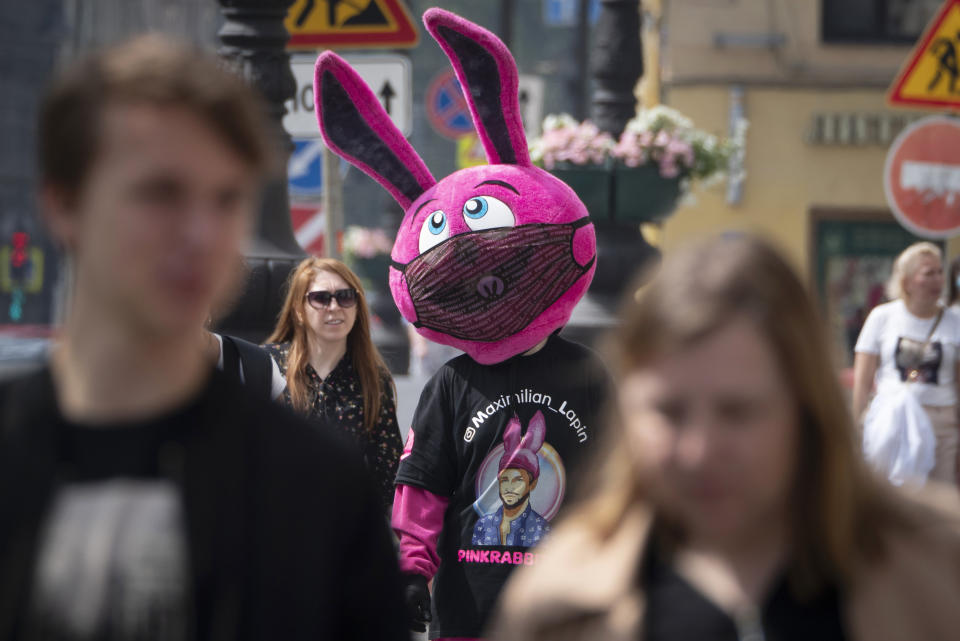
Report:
666,139,694,168
344,226,392,258
531,116,614,167
659,157,680,178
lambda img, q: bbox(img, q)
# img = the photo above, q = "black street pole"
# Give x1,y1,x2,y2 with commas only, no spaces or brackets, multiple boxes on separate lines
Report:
216,0,306,341
218,0,301,257
575,0,591,120
577,0,658,312
500,0,514,49
590,0,643,138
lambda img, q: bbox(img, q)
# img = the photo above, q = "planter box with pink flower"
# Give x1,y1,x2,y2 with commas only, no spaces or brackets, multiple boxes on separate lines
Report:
549,163,615,220
613,164,681,223
530,109,746,224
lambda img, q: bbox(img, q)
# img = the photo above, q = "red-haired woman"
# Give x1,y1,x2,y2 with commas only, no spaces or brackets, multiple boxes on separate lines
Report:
265,257,402,508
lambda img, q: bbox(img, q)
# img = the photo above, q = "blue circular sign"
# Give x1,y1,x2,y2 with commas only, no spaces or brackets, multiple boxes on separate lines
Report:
426,69,474,140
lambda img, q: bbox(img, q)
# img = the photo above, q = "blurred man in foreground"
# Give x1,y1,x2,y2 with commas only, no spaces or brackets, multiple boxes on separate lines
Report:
0,36,407,641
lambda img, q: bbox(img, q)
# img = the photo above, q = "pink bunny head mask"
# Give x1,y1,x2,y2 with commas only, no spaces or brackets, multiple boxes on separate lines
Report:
313,8,596,364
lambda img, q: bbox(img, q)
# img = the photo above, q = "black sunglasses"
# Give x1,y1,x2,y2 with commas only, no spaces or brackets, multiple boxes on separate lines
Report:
306,288,358,309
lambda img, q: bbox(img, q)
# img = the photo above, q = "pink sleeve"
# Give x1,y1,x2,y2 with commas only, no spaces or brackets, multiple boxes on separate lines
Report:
391,484,449,578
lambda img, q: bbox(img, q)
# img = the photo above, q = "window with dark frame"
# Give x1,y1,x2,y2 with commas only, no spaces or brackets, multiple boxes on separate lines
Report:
814,216,939,367
822,0,942,44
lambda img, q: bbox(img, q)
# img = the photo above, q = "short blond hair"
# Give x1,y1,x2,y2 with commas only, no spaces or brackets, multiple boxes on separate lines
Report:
887,242,942,300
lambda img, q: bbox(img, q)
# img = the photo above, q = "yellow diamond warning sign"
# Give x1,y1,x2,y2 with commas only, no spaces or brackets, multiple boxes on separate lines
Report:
286,0,419,50
888,0,960,111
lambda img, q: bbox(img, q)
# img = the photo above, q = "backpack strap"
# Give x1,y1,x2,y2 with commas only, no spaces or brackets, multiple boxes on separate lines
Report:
220,335,273,401
219,334,242,384
906,308,945,383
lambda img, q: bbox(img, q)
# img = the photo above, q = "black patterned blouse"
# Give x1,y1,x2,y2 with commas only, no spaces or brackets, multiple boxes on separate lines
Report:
264,342,403,508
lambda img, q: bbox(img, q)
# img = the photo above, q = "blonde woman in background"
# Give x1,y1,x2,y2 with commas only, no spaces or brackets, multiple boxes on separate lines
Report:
491,234,960,641
265,257,403,508
853,242,960,486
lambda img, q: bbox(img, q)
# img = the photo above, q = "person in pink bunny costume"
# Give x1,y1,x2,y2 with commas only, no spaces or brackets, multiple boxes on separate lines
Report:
313,8,610,639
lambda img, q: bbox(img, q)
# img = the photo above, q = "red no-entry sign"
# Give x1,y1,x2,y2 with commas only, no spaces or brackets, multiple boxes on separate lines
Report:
884,116,960,239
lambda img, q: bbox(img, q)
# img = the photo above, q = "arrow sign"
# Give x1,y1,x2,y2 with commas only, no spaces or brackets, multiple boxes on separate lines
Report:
284,54,412,138
289,139,325,179
288,139,325,197
379,80,396,115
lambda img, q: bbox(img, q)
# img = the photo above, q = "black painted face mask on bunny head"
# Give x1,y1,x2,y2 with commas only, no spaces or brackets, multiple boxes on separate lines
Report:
391,220,593,342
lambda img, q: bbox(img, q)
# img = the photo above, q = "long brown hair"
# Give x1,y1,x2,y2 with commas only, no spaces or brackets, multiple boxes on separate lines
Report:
267,257,392,431
577,233,904,594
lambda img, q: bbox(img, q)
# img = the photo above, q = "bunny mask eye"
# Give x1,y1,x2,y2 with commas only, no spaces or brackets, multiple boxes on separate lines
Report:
419,210,450,253
462,196,515,231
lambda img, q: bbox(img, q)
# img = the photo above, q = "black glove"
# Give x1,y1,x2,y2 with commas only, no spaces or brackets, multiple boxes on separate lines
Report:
401,573,432,633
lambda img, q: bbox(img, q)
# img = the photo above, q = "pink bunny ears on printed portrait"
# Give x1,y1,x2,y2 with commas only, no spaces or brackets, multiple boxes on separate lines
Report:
499,412,547,480
313,8,597,365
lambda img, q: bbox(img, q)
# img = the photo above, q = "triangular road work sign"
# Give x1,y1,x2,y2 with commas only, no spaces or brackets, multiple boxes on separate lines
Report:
888,0,960,111
286,0,419,50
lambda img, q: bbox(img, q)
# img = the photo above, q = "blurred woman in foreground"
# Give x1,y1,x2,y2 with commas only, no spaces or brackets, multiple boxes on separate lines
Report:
491,234,960,641
265,257,403,508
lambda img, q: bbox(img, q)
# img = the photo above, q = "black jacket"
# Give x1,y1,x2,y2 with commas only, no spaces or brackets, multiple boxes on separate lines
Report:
0,367,408,641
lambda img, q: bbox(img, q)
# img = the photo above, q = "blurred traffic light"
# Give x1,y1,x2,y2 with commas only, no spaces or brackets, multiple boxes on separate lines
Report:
2,230,45,322
10,232,29,281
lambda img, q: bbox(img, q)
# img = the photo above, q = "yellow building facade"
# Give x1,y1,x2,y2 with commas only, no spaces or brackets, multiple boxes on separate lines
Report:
653,0,951,364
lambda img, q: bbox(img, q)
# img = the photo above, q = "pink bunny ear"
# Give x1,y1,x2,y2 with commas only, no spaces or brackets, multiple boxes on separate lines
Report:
424,8,531,167
502,415,522,453
522,411,546,453
314,51,436,209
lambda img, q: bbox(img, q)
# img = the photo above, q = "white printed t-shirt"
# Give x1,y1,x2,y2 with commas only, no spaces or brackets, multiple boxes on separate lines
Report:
855,300,960,406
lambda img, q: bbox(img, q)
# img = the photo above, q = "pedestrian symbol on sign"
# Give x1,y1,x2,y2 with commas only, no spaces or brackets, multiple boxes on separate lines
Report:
295,0,388,29
286,0,419,49
928,32,960,94
888,0,960,111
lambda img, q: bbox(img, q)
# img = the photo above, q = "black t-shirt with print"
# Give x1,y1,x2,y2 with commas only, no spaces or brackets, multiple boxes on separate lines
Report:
395,335,610,639
23,398,196,641
0,367,408,641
